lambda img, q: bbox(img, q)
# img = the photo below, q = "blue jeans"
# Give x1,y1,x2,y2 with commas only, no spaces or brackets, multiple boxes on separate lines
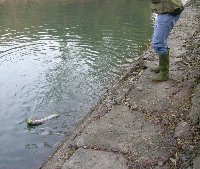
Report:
151,14,180,55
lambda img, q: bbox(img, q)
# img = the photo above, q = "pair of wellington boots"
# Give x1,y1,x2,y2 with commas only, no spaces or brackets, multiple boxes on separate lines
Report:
150,52,169,82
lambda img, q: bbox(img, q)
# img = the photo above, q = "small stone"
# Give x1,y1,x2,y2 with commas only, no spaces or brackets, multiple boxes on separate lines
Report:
131,102,138,110
157,161,163,166
134,57,140,61
132,72,138,76
174,121,191,139
137,86,143,91
170,158,176,165
142,65,148,69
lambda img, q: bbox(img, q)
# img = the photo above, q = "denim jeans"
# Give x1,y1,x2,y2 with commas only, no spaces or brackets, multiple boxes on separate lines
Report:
151,14,180,55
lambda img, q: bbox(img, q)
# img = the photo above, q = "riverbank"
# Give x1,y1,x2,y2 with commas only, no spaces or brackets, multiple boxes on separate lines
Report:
40,1,200,169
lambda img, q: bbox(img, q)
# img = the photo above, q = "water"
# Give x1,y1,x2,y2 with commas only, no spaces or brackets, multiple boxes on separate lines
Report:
0,0,153,169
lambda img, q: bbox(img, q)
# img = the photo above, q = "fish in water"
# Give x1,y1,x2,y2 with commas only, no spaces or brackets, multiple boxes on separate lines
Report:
27,114,60,126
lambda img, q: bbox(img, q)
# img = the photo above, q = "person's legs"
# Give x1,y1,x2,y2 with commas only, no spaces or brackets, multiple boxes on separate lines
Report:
151,14,180,81
152,14,180,55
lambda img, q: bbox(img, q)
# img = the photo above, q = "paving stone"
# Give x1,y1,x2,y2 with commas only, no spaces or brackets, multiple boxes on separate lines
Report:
62,148,129,169
127,68,194,117
74,105,170,163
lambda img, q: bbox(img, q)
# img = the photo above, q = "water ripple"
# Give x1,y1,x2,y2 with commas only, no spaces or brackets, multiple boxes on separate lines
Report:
0,0,153,169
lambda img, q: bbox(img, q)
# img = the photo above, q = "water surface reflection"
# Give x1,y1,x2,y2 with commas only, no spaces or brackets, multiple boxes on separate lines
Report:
0,0,153,169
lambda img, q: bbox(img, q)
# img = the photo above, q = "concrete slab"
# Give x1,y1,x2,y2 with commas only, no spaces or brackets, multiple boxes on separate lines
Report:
62,148,129,169
127,67,193,116
74,105,170,163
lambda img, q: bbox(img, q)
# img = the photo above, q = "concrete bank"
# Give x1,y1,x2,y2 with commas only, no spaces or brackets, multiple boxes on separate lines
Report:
41,1,200,169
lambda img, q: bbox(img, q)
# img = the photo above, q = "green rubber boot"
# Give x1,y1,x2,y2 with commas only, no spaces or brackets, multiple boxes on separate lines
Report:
151,53,169,82
150,62,160,73
150,49,170,73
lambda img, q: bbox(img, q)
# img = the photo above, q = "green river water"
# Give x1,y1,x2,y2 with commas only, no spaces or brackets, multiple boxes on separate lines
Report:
0,0,153,168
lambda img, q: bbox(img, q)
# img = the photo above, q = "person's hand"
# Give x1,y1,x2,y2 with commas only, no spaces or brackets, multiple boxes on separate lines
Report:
150,0,161,4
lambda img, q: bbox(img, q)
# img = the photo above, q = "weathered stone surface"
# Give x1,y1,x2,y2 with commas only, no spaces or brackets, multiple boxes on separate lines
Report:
74,105,170,162
127,73,174,113
127,69,194,117
62,148,129,169
174,121,192,139
193,156,200,169
189,84,200,124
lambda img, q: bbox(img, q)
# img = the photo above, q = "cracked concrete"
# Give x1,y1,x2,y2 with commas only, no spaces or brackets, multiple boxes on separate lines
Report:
62,148,129,169
74,105,170,164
